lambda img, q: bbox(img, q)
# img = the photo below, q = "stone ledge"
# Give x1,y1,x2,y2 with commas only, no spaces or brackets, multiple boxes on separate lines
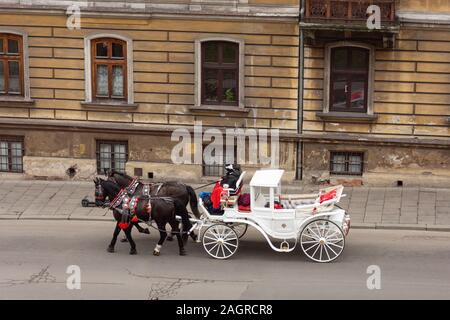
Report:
0,98,35,107
189,105,250,114
316,111,378,123
81,101,139,110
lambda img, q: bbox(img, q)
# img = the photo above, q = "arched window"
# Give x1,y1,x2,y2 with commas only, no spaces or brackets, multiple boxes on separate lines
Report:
0,33,24,96
329,46,370,113
91,38,127,101
201,41,239,106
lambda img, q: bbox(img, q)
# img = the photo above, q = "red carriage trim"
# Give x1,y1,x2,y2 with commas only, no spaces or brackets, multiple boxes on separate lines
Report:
319,189,337,203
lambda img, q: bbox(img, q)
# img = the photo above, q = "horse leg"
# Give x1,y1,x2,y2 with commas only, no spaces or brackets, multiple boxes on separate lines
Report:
167,230,174,242
153,223,167,256
107,223,121,253
124,226,137,255
171,221,186,256
135,222,150,234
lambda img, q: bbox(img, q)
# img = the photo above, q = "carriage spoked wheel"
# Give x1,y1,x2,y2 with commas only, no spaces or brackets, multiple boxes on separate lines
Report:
202,224,239,260
226,223,248,239
300,219,345,263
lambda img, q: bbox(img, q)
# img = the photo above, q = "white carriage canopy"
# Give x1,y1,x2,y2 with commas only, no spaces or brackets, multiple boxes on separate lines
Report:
249,169,284,188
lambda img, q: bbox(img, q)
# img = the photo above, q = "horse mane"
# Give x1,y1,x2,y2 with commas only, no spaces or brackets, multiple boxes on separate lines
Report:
101,179,122,199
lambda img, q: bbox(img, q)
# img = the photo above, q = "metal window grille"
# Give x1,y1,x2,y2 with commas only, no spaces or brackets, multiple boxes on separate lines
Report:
0,136,24,173
330,151,364,176
96,140,128,174
202,144,238,177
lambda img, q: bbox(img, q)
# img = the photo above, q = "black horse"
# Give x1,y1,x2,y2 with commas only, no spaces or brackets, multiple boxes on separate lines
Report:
107,170,201,219
95,177,150,236
95,178,194,256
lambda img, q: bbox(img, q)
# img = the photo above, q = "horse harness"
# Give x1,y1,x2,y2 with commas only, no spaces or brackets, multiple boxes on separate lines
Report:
110,179,174,230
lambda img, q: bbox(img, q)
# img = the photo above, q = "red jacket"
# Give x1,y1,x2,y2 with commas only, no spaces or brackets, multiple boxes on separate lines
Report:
211,182,223,209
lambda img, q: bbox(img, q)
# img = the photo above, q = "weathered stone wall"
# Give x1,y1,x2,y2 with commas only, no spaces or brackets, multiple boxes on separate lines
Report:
303,142,450,187
0,127,297,181
302,28,450,138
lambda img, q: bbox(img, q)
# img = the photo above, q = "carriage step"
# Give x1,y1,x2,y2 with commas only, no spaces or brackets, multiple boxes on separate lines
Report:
280,241,290,252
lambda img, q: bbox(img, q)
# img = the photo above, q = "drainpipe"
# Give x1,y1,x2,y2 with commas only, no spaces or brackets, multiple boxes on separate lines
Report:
296,0,305,180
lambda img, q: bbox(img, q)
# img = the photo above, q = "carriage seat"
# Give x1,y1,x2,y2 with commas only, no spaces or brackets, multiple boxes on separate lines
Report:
223,171,246,196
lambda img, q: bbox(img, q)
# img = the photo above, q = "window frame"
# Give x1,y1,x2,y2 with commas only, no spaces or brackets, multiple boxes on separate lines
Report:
0,33,24,96
84,33,134,105
329,46,370,113
202,143,238,177
0,136,24,173
195,37,245,109
96,140,128,175
201,41,240,106
323,42,375,115
329,151,364,176
0,29,30,101
91,38,127,101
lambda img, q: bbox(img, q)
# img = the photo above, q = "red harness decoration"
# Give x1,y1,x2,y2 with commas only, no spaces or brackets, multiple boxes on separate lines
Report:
118,222,130,230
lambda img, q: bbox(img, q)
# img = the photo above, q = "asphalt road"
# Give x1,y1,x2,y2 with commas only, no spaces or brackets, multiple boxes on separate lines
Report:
0,220,449,300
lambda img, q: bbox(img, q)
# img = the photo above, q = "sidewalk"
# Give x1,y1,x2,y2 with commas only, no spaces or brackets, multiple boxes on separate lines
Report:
0,179,449,231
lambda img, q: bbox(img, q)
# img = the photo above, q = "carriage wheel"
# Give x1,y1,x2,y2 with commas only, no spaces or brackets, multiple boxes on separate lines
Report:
227,223,248,239
202,224,239,260
300,219,345,263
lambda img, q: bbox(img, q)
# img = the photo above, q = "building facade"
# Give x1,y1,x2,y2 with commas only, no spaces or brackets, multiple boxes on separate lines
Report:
299,0,450,187
0,0,300,181
0,0,449,187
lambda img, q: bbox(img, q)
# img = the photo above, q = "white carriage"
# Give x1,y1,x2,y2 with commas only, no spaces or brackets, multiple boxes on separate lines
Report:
191,169,351,263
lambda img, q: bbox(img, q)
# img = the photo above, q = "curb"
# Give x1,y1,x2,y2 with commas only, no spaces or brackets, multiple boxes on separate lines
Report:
352,222,450,232
1,215,449,232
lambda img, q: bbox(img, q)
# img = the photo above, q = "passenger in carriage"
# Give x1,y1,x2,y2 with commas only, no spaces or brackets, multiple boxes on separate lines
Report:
220,164,242,190
210,164,242,214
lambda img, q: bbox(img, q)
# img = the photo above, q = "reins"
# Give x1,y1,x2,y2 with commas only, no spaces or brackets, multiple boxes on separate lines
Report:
194,181,217,190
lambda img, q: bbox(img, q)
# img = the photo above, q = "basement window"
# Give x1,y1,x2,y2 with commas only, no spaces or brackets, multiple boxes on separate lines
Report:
96,140,128,174
0,136,24,173
330,151,363,176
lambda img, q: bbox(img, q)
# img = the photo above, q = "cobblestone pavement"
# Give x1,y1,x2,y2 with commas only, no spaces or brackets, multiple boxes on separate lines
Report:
0,180,449,230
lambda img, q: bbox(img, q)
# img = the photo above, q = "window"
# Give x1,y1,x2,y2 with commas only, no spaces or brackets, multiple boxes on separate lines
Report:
330,47,369,113
0,33,23,96
96,140,128,174
330,151,363,176
91,38,127,101
201,41,239,106
202,144,238,177
0,136,24,173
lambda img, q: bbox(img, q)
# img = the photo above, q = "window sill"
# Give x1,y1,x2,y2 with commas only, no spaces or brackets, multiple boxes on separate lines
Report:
189,105,250,114
81,101,138,110
316,111,378,123
0,98,35,107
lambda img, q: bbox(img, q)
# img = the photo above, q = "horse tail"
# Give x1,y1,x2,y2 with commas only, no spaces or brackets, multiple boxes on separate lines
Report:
174,199,193,234
186,185,201,218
